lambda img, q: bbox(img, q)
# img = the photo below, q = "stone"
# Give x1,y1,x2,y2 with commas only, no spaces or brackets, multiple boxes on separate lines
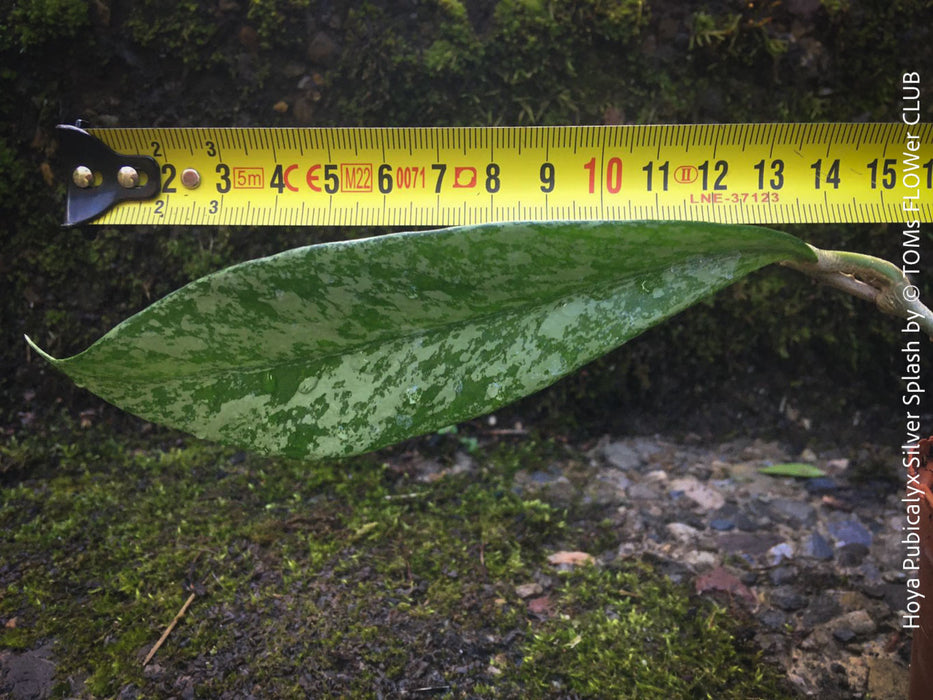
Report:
832,625,856,643
292,96,315,124
0,644,56,699
709,518,735,531
800,625,834,650
583,472,628,506
717,532,784,556
837,543,869,567
643,469,668,483
669,476,725,511
602,441,642,470
627,483,659,500
771,585,808,611
800,532,834,560
799,448,818,463
769,565,798,586
238,25,259,51
759,609,787,629
682,551,718,569
827,519,873,548
839,655,870,691
767,497,816,525
666,522,700,545
514,582,543,599
733,511,760,531
837,590,872,612
711,503,738,519
804,477,837,495
514,470,576,506
802,593,842,627
297,74,318,90
833,609,876,637
768,542,795,566
307,31,339,65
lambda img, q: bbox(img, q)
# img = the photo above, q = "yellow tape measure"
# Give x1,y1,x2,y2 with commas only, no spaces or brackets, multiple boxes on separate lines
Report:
62,123,932,226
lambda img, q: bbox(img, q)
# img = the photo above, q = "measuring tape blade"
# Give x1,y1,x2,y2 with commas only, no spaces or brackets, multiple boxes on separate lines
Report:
61,123,932,227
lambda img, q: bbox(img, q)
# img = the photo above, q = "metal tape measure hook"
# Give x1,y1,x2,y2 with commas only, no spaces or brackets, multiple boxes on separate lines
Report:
57,123,161,227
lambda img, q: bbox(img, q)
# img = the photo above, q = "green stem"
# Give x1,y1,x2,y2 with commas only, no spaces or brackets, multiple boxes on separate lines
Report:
782,245,933,338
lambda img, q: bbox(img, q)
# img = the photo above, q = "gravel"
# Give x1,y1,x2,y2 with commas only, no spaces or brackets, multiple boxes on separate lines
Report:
512,433,912,698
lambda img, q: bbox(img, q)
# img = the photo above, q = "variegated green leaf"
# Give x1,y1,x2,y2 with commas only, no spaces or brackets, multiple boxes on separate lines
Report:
28,221,815,459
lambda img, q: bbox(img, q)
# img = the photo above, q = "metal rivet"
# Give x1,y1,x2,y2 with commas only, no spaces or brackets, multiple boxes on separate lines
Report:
181,168,201,189
72,166,94,188
117,166,139,188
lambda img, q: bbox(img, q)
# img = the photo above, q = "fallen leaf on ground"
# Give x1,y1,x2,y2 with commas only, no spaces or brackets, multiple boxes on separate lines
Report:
695,566,757,607
759,462,826,478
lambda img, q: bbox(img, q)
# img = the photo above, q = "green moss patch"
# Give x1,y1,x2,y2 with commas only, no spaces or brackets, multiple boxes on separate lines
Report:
2,425,793,696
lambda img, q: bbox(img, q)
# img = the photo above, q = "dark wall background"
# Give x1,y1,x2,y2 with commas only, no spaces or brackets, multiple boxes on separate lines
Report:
2,0,932,455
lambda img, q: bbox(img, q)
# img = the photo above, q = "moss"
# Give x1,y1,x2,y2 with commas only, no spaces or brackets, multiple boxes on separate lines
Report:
0,0,89,51
514,562,795,698
1,425,796,696
125,1,224,67
246,0,313,51
687,4,788,59
330,0,648,126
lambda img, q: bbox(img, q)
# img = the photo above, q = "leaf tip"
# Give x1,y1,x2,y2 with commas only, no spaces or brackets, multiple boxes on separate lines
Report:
24,334,59,365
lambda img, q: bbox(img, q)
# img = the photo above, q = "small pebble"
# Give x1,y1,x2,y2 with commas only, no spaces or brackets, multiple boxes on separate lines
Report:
768,498,816,525
408,434,899,697
769,565,798,586
514,582,543,599
801,532,834,560
805,477,837,494
759,609,787,630
768,542,795,566
602,441,642,470
734,512,760,531
838,609,876,636
666,522,700,545
802,593,842,627
799,448,818,463
837,543,869,567
827,519,873,548
772,585,808,611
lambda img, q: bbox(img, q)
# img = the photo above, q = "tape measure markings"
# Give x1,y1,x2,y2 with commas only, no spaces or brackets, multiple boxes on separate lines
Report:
78,123,933,226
